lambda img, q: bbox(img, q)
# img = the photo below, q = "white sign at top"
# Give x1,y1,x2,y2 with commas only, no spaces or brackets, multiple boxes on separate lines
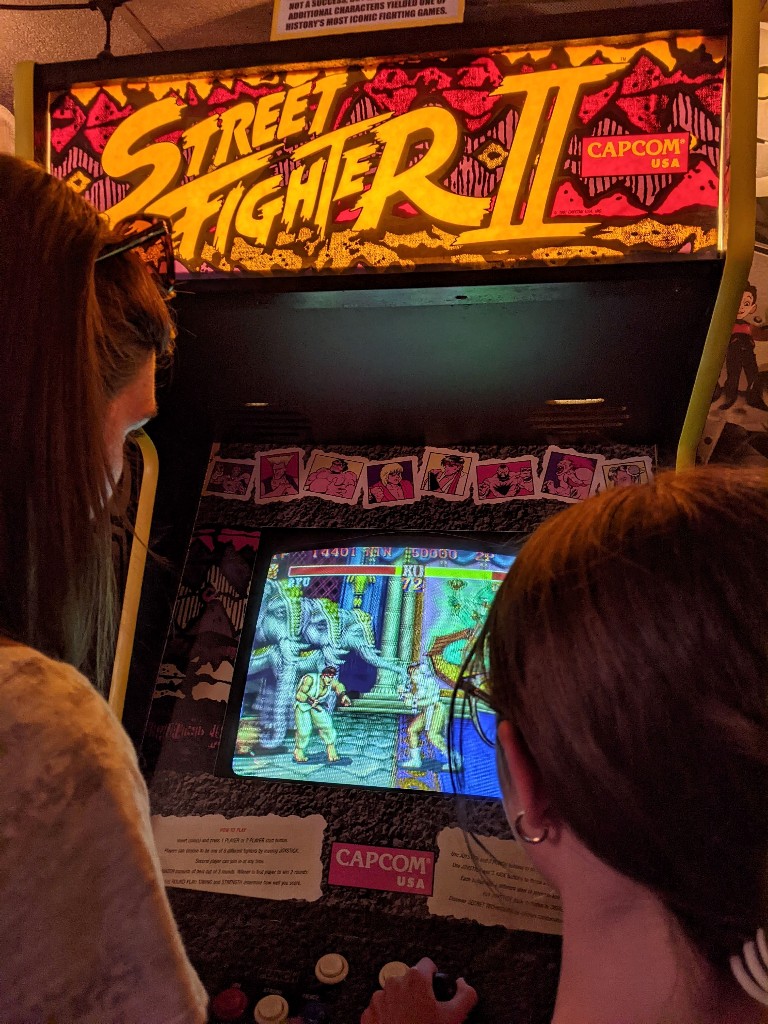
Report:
270,0,464,41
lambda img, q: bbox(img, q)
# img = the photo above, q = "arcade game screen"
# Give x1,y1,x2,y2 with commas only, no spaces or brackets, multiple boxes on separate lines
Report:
226,537,515,799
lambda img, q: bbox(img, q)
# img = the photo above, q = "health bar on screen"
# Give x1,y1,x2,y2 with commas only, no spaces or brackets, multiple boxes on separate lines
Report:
287,565,507,581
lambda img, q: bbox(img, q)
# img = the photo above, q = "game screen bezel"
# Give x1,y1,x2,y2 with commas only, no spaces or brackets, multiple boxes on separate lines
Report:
216,530,520,799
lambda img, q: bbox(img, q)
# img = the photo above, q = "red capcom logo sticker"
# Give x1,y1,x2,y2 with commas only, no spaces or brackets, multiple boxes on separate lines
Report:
581,132,690,176
328,842,435,895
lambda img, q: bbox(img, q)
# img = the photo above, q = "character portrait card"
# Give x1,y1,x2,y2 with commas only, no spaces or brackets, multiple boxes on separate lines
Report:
300,449,366,504
256,448,303,503
203,456,257,501
600,457,654,491
540,447,602,504
418,448,477,502
363,457,419,509
473,457,539,504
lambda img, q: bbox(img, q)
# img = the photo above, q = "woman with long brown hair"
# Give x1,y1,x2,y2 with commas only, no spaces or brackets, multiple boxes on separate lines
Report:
363,468,768,1024
0,154,207,1022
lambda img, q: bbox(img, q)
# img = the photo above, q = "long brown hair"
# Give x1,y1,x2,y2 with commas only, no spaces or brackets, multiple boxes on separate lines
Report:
465,468,768,969
0,154,173,688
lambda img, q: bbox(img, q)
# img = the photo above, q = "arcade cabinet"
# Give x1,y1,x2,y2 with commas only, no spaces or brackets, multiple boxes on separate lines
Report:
16,0,759,1019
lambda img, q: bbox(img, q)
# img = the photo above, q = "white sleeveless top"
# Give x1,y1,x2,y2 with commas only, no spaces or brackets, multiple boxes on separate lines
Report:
0,644,208,1024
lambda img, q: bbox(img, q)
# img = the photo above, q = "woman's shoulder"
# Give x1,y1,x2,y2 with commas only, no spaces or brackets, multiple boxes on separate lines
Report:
0,642,133,763
0,641,105,711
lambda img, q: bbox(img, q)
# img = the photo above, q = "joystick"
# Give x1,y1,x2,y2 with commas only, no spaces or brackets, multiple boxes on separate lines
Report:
432,972,458,1002
300,1003,330,1024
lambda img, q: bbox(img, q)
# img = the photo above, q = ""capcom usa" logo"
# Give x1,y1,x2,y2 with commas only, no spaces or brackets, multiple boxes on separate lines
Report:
581,132,690,177
328,842,435,894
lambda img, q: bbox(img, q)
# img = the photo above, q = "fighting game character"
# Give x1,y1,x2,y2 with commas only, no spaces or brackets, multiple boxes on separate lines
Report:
305,458,359,498
369,463,414,503
719,285,768,412
542,456,593,500
606,464,643,487
293,665,351,763
397,662,452,770
209,462,251,495
478,462,533,499
249,581,406,749
424,454,466,495
261,455,298,497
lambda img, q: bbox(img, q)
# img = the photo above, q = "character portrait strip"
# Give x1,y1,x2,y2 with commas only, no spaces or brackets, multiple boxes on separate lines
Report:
540,447,602,504
299,449,366,505
202,456,257,501
363,456,419,509
472,456,540,505
417,448,478,502
599,456,654,491
256,448,303,503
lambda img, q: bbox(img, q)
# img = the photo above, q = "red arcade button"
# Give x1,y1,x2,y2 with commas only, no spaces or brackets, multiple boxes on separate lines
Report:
211,984,249,1021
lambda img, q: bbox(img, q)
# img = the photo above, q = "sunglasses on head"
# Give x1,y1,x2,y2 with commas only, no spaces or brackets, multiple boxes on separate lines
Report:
96,214,176,298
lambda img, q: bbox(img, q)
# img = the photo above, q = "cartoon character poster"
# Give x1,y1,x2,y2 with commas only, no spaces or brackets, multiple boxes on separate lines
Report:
300,450,366,504
363,458,418,508
203,457,257,500
257,449,302,503
418,448,476,502
540,447,601,503
699,24,768,468
473,457,539,503
701,252,768,466
600,457,654,490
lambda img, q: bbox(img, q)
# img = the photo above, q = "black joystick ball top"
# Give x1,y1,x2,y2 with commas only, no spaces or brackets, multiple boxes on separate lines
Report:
432,972,457,1002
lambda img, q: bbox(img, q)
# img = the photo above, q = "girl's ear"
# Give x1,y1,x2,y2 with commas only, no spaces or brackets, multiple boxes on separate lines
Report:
496,720,550,835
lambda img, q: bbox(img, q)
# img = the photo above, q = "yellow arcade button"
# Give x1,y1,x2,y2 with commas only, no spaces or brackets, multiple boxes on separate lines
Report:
253,993,289,1023
378,961,409,988
314,953,349,984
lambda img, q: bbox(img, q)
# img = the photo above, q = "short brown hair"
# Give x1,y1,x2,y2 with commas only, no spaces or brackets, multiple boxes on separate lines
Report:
0,155,173,688
466,468,768,968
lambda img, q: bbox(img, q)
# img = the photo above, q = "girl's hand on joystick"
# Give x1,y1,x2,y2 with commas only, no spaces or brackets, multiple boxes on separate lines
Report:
361,957,477,1024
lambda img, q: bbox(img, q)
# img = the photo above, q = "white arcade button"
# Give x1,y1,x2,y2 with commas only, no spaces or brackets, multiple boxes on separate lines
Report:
314,953,349,984
253,993,289,1024
378,961,409,988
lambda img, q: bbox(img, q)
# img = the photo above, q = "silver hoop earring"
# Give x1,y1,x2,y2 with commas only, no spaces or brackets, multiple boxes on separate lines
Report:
731,928,768,1007
514,810,549,844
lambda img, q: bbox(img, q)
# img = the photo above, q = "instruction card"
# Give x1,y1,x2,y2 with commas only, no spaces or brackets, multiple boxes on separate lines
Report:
428,827,563,935
152,813,325,901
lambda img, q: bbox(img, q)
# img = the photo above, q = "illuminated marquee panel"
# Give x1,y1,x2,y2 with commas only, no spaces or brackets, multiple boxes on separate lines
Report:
49,35,725,276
